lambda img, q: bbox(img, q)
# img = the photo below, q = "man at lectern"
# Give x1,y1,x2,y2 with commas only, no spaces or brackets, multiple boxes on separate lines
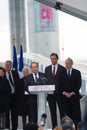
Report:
28,62,46,124
45,53,65,129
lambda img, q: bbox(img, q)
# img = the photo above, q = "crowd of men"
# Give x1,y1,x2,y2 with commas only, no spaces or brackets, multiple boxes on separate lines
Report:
0,53,83,130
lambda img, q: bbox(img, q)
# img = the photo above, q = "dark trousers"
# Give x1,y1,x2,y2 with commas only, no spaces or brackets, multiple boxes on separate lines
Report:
48,94,65,129
21,95,30,130
29,95,37,124
6,94,18,130
22,115,29,130
63,95,81,126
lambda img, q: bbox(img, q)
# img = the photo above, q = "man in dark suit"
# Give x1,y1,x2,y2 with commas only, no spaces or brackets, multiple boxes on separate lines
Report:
5,60,20,130
28,62,46,124
45,53,66,129
59,58,82,127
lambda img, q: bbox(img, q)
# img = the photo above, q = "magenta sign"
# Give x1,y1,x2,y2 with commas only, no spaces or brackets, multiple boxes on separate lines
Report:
41,5,52,21
34,1,55,32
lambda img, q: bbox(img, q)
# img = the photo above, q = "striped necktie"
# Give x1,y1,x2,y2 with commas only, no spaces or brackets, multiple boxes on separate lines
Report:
8,72,14,86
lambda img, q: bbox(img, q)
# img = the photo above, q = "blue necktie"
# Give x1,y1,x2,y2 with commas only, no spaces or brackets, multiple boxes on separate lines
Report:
67,70,70,80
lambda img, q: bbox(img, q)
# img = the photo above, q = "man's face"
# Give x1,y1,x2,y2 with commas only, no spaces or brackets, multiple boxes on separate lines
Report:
31,63,38,73
50,55,58,65
65,59,72,69
5,61,12,71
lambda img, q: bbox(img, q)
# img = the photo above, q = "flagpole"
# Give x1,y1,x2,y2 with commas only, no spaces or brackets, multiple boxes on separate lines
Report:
19,35,23,45
12,35,16,45
12,35,18,71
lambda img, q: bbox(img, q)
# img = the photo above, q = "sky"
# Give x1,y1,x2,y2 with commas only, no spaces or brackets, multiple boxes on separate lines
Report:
59,11,87,61
0,0,87,62
0,0,11,62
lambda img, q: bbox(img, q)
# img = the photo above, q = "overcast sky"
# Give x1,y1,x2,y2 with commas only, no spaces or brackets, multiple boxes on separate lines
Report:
59,11,87,61
0,0,10,62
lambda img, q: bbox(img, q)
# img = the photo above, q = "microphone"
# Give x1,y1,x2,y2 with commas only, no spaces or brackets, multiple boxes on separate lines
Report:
36,78,42,85
36,77,48,85
40,113,47,126
41,77,48,85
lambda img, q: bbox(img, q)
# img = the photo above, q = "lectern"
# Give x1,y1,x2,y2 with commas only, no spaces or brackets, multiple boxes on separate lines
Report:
28,85,55,124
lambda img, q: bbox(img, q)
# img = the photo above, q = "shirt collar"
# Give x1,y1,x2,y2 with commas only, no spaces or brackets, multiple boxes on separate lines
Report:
32,72,39,78
52,64,58,68
67,68,72,73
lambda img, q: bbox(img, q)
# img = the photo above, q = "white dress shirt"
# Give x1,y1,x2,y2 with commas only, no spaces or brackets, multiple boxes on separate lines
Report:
67,68,72,76
52,64,58,75
33,72,39,82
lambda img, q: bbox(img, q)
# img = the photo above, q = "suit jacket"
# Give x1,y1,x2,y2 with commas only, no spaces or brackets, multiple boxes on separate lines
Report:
0,76,11,109
45,64,65,94
6,70,20,102
25,72,45,103
59,68,82,95
17,77,27,116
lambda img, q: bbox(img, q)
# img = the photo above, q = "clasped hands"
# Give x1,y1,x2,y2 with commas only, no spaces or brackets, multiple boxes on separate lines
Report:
64,92,75,98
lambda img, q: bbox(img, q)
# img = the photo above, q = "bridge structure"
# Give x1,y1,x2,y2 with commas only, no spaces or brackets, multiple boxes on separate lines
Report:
35,0,87,21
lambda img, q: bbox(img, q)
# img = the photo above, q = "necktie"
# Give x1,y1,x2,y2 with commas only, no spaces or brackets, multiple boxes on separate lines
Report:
8,72,14,86
35,73,38,82
67,70,70,80
52,66,55,77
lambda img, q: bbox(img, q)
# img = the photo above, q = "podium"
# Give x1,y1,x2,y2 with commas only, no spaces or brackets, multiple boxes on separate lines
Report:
28,85,55,124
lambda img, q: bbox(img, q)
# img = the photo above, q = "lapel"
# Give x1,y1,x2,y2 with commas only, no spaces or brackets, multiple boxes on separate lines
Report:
11,70,14,78
56,65,60,76
70,69,74,79
30,73,36,85
11,70,15,82
50,66,53,77
38,72,44,79
55,64,61,77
